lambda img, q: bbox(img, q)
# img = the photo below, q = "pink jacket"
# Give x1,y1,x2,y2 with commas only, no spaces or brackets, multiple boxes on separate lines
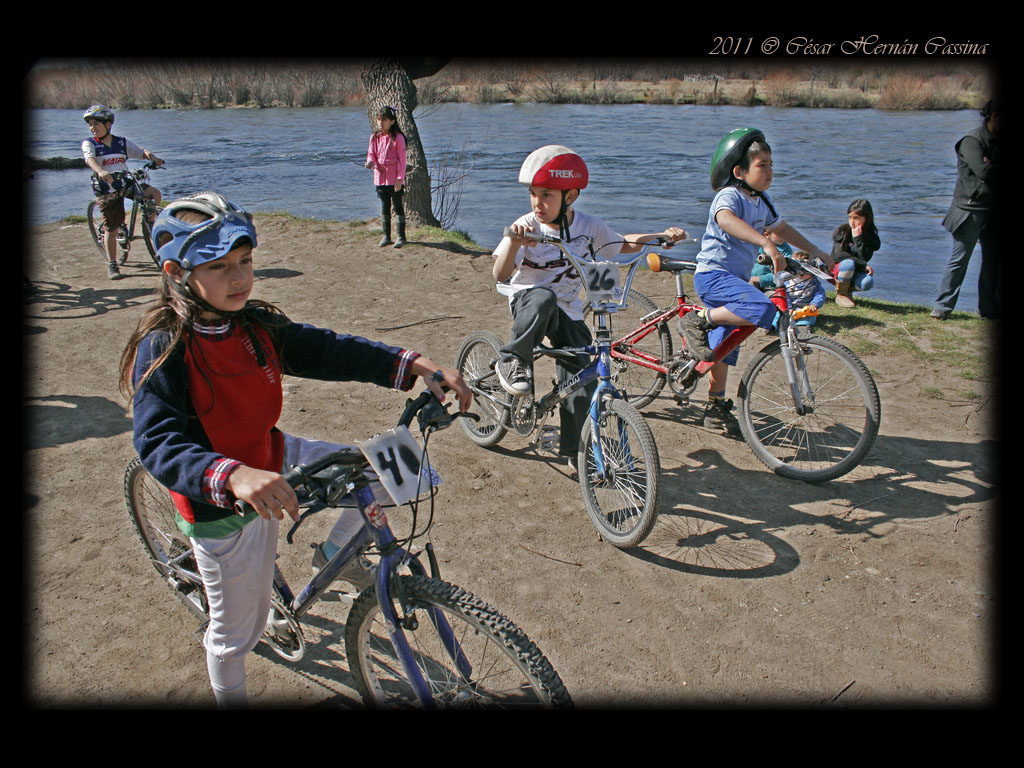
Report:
366,131,407,187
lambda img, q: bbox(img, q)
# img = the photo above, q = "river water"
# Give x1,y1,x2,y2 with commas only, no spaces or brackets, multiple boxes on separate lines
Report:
25,103,985,310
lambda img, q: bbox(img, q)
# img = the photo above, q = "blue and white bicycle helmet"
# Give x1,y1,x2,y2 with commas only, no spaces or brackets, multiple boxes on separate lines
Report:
83,104,115,124
152,192,257,282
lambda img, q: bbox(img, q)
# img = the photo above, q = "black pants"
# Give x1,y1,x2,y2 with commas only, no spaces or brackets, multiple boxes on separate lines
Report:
376,185,405,222
501,287,594,456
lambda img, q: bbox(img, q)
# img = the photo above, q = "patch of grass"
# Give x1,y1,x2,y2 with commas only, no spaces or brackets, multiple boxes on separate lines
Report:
259,210,325,222
61,215,88,224
410,225,482,252
920,387,943,399
817,296,988,375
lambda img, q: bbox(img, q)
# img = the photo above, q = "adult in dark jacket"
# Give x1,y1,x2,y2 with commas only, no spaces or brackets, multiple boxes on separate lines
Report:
932,99,1000,319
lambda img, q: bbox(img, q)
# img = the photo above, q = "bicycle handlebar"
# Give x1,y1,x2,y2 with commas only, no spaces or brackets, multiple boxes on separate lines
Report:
501,227,688,309
232,389,474,517
756,252,835,285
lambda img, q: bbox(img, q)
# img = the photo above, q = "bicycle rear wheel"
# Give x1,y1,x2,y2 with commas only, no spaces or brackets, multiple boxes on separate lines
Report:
585,288,671,409
123,457,209,621
455,331,510,448
346,575,572,709
578,398,661,548
737,336,881,482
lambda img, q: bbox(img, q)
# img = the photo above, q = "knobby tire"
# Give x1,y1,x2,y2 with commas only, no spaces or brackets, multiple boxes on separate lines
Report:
345,574,572,709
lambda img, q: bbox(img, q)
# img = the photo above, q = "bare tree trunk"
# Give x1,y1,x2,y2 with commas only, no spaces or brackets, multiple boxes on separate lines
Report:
360,58,448,228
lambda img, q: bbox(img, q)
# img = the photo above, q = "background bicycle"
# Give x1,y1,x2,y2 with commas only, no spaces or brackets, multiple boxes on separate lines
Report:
87,160,164,266
125,389,571,709
457,231,663,549
599,248,881,482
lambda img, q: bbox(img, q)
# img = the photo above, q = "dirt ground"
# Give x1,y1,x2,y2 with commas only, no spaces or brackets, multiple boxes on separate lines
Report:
23,215,999,708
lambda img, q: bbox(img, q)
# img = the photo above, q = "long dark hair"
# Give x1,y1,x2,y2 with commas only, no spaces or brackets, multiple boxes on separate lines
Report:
375,105,404,139
832,198,880,250
847,198,879,239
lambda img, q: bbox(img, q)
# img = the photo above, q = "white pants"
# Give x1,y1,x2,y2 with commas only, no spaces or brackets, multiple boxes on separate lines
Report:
192,434,409,708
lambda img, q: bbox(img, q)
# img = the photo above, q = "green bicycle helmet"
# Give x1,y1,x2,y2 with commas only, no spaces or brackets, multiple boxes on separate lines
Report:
710,128,766,191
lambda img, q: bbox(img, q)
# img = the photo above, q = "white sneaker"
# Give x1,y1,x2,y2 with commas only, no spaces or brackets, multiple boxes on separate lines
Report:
311,542,374,590
496,357,531,395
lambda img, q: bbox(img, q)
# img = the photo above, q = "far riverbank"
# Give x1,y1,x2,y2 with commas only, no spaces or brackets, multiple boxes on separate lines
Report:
26,58,993,112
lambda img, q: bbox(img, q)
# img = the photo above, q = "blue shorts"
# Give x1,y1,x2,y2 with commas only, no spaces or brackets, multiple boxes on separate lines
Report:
694,269,779,366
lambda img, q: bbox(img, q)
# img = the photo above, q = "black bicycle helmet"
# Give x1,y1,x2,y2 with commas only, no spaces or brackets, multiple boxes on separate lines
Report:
710,128,766,191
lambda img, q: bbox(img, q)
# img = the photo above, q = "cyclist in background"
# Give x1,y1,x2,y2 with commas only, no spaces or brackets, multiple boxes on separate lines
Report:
81,105,164,279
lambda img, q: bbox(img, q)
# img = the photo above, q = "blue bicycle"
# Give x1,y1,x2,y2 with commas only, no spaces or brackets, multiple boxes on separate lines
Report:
124,389,571,708
456,232,665,549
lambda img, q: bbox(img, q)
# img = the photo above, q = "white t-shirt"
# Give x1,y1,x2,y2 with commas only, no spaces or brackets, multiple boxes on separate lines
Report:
504,210,623,321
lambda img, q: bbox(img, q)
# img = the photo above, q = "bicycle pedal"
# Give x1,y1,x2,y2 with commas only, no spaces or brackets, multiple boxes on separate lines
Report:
318,588,356,606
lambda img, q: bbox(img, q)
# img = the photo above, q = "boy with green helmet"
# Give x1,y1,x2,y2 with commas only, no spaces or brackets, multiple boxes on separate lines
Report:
680,128,832,435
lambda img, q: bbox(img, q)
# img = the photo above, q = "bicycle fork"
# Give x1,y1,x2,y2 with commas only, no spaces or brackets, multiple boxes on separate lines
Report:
346,484,471,708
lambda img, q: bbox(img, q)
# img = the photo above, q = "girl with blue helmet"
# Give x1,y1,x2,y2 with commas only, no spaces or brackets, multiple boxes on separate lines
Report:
121,193,471,707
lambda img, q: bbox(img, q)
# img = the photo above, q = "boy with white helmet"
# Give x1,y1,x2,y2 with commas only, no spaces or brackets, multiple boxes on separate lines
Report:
492,145,686,466
81,105,164,279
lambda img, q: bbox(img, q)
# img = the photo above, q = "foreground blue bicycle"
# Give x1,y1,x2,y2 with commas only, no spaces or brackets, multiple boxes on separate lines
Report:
124,389,571,708
457,231,666,549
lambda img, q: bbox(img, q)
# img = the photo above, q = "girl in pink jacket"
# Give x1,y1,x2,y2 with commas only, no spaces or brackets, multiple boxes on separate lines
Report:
365,106,408,248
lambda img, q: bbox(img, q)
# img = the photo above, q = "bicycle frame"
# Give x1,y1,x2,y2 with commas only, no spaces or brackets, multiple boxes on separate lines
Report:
252,397,473,708
608,252,832,410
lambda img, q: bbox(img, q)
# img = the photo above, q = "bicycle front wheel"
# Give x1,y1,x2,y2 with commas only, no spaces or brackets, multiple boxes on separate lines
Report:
585,288,671,409
123,457,209,621
140,213,158,265
737,336,881,482
345,575,572,709
87,201,110,259
455,330,510,448
578,398,661,548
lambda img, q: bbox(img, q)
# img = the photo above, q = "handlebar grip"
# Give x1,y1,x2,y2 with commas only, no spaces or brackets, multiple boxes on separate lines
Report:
232,465,305,517
503,226,548,243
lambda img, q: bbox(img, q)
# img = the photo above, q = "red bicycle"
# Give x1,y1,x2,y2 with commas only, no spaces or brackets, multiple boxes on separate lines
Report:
592,248,881,482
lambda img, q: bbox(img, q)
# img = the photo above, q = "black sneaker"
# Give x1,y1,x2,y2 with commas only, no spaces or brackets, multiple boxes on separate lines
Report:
496,357,531,395
678,310,715,362
107,261,121,280
703,398,742,437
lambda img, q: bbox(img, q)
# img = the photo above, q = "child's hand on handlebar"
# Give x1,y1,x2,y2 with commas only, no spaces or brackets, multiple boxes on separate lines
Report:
762,240,786,273
505,223,537,248
661,227,689,243
413,358,473,412
228,465,300,522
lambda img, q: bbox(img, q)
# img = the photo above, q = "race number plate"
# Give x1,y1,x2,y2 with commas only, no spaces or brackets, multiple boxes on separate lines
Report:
580,262,622,303
359,426,439,506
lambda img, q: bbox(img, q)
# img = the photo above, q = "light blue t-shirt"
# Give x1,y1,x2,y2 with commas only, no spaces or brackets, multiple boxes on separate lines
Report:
696,186,781,281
